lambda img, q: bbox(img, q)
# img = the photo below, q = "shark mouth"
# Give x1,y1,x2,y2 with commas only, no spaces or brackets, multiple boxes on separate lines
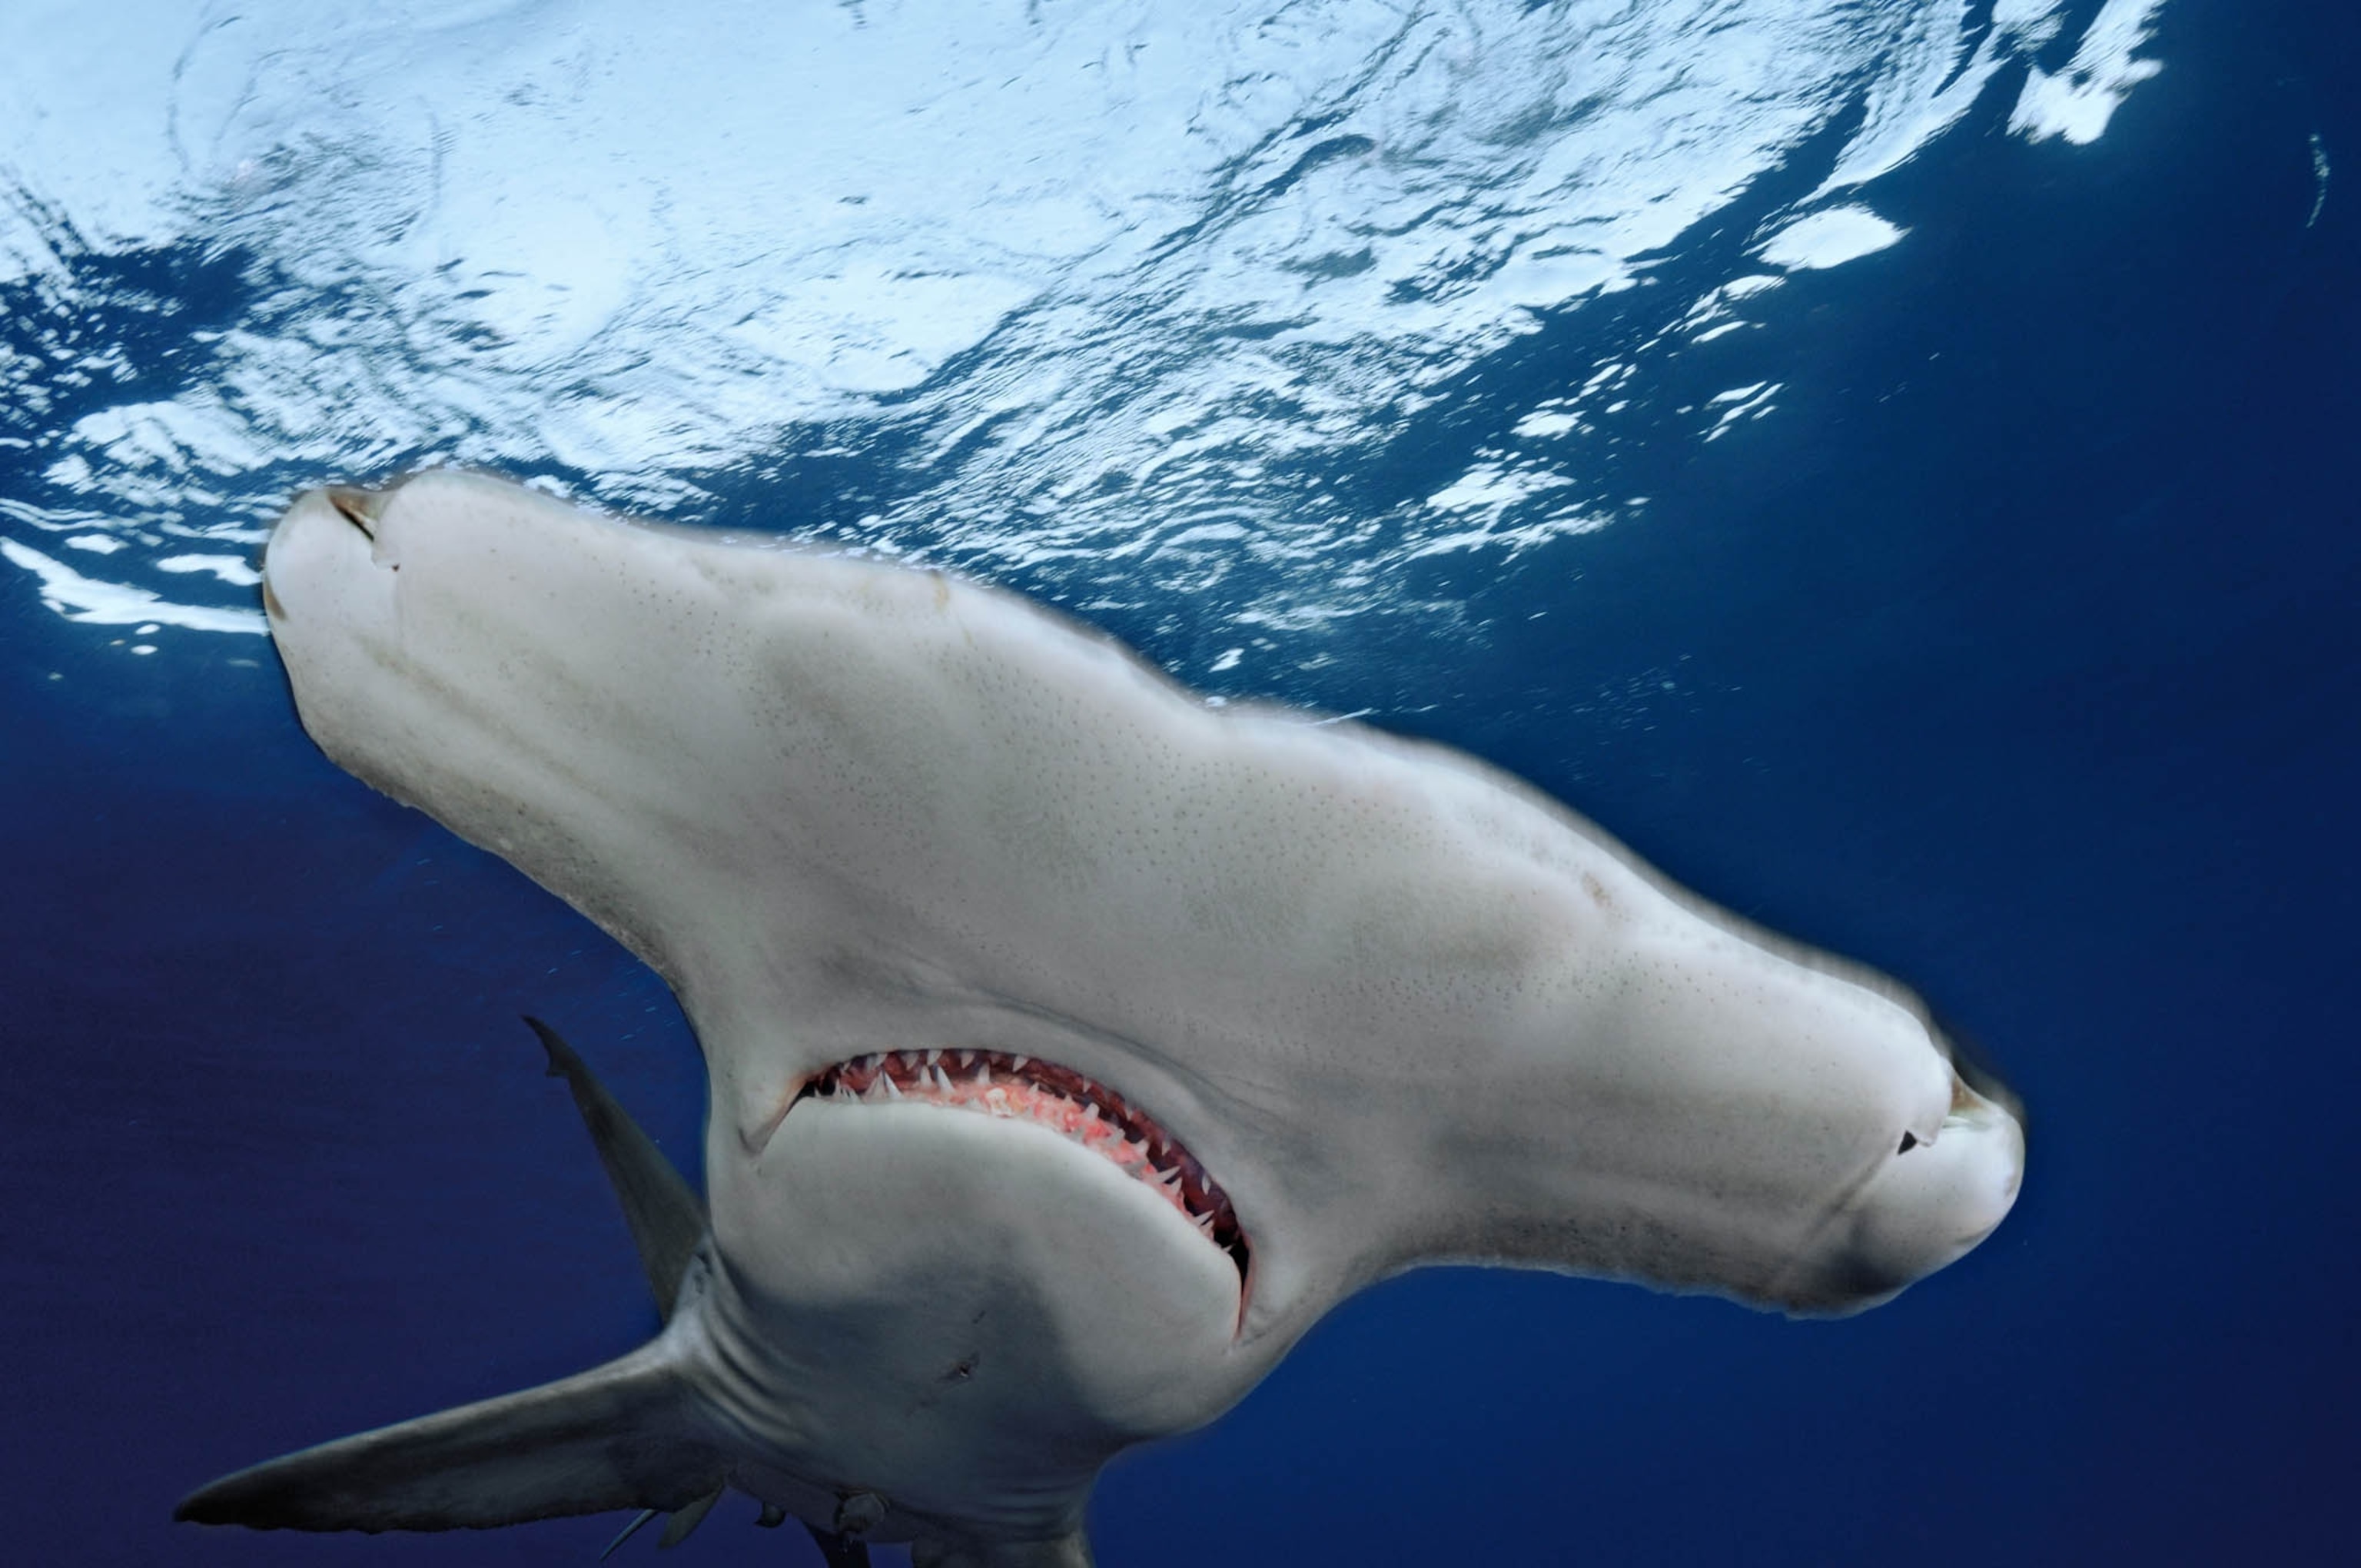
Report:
799,1049,1249,1282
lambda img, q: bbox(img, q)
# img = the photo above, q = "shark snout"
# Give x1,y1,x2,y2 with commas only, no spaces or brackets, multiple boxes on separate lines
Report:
1822,1076,2025,1307
262,480,413,626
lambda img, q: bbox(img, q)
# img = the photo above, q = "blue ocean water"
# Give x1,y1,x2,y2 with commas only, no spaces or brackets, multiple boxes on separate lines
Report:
2,1,2353,1562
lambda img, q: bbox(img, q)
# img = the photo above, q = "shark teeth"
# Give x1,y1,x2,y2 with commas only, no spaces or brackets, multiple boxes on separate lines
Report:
801,1048,1248,1277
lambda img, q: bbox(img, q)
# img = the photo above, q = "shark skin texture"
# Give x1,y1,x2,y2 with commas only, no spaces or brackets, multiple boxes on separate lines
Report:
178,470,2026,1565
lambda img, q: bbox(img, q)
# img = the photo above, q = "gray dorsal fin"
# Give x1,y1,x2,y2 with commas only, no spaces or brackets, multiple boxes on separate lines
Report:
524,1015,707,1320
174,1331,726,1532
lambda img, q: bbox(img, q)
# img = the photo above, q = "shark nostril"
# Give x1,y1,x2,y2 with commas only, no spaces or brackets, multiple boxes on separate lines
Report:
326,487,380,540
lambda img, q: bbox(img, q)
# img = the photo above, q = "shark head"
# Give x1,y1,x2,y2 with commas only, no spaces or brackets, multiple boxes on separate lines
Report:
218,469,2025,1558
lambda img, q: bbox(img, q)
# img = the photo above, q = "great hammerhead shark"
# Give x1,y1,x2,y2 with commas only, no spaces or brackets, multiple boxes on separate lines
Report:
178,470,2024,1564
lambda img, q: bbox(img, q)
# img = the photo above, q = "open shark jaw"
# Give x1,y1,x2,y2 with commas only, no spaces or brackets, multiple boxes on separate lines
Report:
795,1048,1250,1283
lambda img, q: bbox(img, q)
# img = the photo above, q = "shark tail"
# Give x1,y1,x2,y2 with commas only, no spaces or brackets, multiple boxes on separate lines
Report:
176,1019,730,1534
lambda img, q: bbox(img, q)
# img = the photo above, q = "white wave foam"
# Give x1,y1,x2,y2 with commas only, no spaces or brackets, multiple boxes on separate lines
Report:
2010,0,2168,147
1759,206,1911,270
0,539,266,633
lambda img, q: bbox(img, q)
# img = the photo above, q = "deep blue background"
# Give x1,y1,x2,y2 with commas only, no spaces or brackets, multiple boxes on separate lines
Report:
5,2,2356,1562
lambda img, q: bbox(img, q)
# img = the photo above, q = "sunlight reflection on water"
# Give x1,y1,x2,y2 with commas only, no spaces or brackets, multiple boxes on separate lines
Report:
0,0,2166,659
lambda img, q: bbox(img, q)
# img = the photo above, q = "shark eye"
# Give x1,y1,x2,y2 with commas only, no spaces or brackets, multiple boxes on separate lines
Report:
1897,1131,1920,1154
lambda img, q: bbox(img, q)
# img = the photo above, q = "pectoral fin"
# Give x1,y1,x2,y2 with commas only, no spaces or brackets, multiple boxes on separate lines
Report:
656,1484,723,1546
174,1330,726,1532
178,1023,732,1536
